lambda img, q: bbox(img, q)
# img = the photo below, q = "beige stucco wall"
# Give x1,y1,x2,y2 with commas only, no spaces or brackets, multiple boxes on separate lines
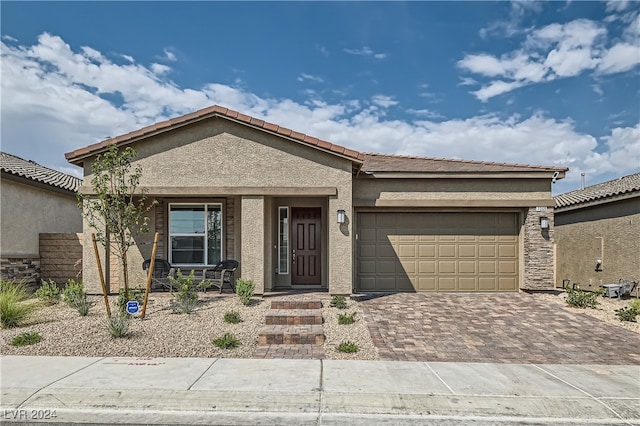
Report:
79,118,354,294
354,178,553,205
1,178,82,257
555,197,640,292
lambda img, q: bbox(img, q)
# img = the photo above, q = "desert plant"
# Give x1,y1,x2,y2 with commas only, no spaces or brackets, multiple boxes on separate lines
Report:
0,280,35,328
107,313,131,338
62,280,93,316
615,306,638,322
77,144,157,298
224,310,242,324
212,332,240,349
338,311,357,325
630,299,640,312
35,279,61,305
115,287,144,313
236,278,255,306
170,270,198,314
565,286,603,309
11,331,42,347
330,295,348,309
336,341,359,353
62,279,85,306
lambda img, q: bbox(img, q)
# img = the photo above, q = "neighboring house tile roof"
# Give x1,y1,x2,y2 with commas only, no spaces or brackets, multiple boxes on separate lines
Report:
65,104,566,175
361,153,566,173
555,172,640,209
1,151,82,192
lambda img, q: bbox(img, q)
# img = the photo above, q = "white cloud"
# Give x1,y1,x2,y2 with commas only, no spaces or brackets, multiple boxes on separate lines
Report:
459,17,639,101
151,63,172,75
597,42,640,74
344,46,387,59
606,0,632,13
163,48,176,62
297,73,324,83
1,32,637,194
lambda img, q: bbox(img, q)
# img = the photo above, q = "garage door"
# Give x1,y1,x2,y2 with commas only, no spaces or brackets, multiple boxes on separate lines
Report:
357,212,519,292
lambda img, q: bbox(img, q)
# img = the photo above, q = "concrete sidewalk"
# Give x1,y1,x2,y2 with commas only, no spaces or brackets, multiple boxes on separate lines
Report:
1,356,638,425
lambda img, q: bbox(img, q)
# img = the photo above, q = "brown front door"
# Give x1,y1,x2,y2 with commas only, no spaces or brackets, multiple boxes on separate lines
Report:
291,207,321,285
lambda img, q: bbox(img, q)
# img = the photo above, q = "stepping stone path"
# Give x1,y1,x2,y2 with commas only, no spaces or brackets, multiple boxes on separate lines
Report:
255,299,325,359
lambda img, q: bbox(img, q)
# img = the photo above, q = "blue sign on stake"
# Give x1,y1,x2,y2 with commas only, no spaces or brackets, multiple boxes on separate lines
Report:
126,301,139,315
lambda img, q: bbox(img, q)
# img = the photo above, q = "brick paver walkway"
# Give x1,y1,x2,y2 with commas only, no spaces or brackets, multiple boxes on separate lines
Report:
357,292,640,364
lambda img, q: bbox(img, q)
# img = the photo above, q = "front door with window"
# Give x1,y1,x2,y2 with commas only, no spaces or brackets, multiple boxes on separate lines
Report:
291,207,321,285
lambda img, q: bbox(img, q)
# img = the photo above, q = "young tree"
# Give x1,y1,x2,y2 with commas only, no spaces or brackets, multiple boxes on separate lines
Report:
78,144,156,298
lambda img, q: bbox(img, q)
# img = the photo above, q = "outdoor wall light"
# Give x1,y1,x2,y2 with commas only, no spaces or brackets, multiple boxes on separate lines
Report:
540,216,549,230
337,209,346,224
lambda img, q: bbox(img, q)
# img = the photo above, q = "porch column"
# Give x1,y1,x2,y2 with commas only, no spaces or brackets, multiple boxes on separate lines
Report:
240,195,265,294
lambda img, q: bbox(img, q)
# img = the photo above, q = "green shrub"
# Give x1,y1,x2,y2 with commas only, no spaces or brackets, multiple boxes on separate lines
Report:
171,270,198,314
212,332,240,349
35,279,61,305
62,279,85,306
73,293,93,316
336,341,359,353
236,278,255,306
224,310,242,324
115,287,144,313
107,313,131,338
565,286,603,309
630,299,640,313
1,280,35,328
615,306,638,322
330,295,348,309
338,311,357,325
11,331,42,347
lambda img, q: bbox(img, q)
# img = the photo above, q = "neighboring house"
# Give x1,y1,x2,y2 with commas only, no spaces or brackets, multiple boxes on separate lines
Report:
555,172,640,293
1,152,83,284
66,105,566,295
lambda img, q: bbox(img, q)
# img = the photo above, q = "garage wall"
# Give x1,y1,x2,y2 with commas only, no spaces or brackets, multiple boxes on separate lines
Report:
555,197,640,292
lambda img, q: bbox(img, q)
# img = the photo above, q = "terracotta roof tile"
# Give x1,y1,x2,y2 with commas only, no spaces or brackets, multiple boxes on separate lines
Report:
554,172,640,209
361,153,566,173
303,136,319,146
277,127,293,137
263,122,278,132
1,151,82,192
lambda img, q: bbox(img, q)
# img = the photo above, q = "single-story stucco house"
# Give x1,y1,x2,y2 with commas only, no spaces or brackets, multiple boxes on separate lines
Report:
1,151,83,285
65,105,567,295
555,172,640,294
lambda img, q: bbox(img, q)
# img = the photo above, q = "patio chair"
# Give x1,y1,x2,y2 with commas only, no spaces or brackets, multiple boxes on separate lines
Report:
202,260,239,293
142,258,176,292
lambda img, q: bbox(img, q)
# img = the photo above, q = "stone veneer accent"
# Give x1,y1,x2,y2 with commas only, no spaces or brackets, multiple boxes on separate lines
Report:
1,257,41,288
522,207,555,290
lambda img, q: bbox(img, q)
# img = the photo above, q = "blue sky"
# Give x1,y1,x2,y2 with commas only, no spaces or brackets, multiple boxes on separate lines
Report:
2,1,639,194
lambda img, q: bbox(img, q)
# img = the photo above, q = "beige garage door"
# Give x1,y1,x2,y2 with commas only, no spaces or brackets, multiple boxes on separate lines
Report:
357,212,519,292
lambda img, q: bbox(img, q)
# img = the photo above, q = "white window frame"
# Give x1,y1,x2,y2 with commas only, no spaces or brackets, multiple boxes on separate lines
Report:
168,203,223,267
278,206,289,274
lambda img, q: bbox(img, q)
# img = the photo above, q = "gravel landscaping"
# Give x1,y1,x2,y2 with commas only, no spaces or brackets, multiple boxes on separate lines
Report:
0,292,379,359
1,289,636,359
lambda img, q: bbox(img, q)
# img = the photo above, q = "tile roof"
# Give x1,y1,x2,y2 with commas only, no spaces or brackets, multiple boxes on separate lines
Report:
65,105,366,163
361,153,566,173
1,152,82,192
555,172,640,209
64,104,567,176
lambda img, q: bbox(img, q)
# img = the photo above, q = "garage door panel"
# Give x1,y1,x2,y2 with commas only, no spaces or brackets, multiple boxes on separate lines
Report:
479,245,497,258
438,277,456,291
357,212,519,292
459,245,477,257
439,245,457,258
419,277,437,291
459,261,476,274
459,277,477,291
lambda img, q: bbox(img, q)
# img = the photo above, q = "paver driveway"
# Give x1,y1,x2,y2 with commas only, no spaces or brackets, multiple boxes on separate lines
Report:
357,292,640,364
